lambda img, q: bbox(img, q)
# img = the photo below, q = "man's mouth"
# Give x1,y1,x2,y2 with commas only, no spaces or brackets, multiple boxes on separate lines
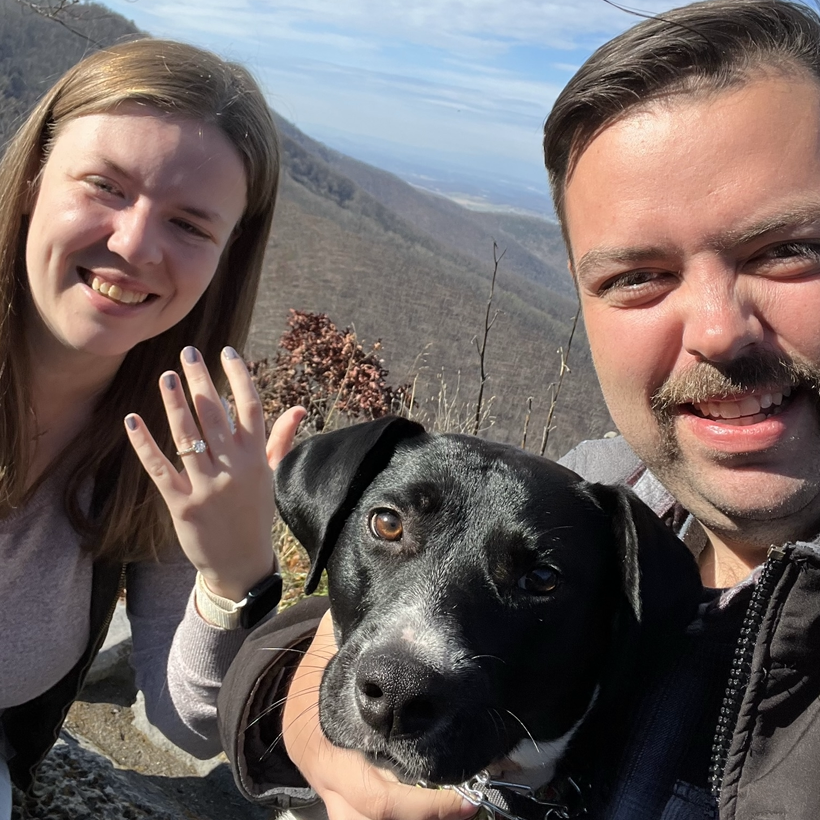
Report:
687,386,793,426
80,268,153,306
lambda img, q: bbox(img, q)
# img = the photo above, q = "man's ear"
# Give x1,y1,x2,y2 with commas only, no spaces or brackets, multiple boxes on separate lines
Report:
274,416,426,594
583,482,702,636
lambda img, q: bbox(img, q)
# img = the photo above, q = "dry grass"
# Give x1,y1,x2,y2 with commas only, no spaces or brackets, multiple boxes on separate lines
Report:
276,520,325,608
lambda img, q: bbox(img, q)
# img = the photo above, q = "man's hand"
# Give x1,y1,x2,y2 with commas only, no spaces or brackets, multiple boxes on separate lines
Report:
283,611,477,820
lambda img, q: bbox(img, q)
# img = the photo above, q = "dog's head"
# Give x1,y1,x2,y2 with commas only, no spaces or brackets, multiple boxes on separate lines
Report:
275,417,701,785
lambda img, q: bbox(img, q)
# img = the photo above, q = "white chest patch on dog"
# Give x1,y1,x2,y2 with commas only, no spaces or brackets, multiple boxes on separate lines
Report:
495,688,599,788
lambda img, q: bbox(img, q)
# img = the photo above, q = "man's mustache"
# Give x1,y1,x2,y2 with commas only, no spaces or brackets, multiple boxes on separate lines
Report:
652,352,820,417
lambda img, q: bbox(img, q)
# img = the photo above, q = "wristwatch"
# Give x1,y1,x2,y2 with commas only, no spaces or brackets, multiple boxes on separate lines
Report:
195,571,283,630
239,572,283,629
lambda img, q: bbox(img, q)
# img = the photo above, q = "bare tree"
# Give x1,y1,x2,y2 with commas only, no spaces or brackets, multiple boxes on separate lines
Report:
471,241,505,436
539,304,581,457
13,0,102,45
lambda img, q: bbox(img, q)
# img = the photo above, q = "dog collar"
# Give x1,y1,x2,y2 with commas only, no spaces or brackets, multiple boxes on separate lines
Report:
433,770,587,820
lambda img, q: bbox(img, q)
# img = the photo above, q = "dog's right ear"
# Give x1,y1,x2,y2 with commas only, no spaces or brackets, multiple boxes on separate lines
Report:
584,481,702,635
275,416,426,593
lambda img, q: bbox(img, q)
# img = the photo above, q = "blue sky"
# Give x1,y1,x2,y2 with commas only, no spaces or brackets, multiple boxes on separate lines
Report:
101,0,687,209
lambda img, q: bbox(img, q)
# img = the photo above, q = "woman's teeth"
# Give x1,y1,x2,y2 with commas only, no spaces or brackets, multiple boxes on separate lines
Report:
692,387,792,424
90,275,149,305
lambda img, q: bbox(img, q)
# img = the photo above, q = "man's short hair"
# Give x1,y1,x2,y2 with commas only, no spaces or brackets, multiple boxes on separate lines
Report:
544,0,820,246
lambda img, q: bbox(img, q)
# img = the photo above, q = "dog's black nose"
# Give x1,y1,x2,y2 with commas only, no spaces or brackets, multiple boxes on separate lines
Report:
355,652,445,740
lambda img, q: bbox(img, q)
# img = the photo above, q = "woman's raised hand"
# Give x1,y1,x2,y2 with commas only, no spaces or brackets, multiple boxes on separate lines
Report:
125,345,305,601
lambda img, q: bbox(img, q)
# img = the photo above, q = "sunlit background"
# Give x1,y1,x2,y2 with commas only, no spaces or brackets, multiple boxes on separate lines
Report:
101,0,684,215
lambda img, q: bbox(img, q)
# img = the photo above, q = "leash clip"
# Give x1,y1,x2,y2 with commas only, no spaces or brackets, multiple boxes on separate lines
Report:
443,770,585,820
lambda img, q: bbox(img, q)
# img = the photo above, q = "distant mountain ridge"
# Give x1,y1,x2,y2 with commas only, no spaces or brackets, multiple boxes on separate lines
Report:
0,0,613,453
274,115,577,299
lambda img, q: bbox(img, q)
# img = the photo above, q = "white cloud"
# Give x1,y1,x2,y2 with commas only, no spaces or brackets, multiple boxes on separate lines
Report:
116,0,685,54
101,0,694,193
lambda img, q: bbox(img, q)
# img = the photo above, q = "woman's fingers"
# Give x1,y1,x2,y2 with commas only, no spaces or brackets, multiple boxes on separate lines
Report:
221,346,266,445
160,345,265,467
157,368,214,467
176,345,232,458
267,406,307,469
124,413,189,496
125,346,277,597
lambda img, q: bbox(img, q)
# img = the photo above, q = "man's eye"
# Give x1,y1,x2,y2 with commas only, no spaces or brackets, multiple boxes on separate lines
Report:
761,242,820,262
594,270,677,306
598,270,665,292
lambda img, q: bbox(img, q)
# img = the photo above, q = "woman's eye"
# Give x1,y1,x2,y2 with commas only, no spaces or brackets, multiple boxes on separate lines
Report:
517,567,560,595
172,219,210,240
370,509,403,541
86,176,120,196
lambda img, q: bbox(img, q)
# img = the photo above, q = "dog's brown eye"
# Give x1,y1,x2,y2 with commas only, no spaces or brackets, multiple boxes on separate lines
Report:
518,567,559,595
370,509,403,541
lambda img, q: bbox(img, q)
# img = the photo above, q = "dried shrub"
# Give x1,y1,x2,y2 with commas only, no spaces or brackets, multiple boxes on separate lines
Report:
248,309,414,434
229,310,414,601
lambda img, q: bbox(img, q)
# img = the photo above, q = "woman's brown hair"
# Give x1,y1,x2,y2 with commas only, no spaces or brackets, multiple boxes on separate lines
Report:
0,38,279,561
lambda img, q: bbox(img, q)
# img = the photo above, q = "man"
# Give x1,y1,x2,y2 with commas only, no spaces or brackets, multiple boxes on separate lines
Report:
219,1,820,818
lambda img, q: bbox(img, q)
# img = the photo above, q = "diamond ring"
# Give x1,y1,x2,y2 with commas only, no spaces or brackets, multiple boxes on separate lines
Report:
176,439,208,457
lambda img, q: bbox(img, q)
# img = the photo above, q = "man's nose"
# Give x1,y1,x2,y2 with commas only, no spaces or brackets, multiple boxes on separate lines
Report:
107,203,162,267
680,271,765,363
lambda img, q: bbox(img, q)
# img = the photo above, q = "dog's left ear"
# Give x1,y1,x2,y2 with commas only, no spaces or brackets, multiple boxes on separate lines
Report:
275,416,426,594
584,482,702,635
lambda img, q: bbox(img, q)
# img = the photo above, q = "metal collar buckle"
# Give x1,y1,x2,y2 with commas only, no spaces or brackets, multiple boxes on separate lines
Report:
443,770,585,820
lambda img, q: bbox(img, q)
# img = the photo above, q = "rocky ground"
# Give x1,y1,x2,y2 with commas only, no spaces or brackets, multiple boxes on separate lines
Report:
10,605,273,820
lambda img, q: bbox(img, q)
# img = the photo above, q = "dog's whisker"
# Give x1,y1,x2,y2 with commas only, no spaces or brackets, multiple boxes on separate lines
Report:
256,646,308,655
244,696,291,729
259,731,286,761
470,653,506,665
265,701,322,763
504,708,539,749
488,707,507,745
243,684,326,730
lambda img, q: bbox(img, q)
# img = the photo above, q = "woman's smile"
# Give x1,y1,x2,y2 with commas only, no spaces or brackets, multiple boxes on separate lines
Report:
24,105,247,366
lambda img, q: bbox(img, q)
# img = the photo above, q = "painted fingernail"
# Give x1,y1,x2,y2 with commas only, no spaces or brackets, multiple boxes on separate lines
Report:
223,346,239,360
163,373,177,390
125,415,138,431
183,346,198,364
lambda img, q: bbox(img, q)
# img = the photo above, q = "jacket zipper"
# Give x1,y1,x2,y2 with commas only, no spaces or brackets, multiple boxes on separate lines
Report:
26,562,128,785
708,544,791,804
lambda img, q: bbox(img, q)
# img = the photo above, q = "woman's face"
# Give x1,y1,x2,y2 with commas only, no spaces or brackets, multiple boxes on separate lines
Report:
24,104,248,367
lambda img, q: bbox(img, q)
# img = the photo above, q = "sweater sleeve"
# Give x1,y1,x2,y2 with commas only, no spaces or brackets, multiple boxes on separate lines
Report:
126,549,255,759
558,435,644,484
218,595,330,809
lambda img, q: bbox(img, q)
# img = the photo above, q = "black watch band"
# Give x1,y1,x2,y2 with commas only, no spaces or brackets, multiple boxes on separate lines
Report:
239,572,283,629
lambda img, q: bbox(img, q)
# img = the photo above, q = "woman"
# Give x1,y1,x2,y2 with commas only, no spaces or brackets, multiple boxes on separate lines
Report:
0,38,302,813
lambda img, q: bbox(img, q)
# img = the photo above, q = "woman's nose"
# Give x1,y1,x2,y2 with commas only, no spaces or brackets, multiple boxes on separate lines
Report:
107,203,162,267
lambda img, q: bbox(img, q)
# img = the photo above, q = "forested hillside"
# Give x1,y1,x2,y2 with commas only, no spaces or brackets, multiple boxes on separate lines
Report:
0,0,141,144
0,0,614,454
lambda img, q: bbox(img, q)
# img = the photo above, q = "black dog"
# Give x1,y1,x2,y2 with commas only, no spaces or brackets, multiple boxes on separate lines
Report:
275,417,701,791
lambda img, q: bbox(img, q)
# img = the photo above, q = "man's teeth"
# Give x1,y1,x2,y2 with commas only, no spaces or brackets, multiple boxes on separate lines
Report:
90,275,148,305
693,387,792,421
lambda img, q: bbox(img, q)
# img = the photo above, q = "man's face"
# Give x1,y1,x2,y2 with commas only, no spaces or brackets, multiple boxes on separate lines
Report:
564,73,820,545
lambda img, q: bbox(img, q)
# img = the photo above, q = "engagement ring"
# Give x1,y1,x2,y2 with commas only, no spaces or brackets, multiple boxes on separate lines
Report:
177,439,208,457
